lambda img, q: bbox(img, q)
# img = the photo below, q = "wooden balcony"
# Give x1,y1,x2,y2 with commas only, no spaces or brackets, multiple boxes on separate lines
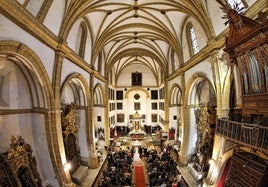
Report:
216,119,268,152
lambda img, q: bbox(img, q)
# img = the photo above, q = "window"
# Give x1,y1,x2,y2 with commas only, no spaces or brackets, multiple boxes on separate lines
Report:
171,49,179,71
116,90,123,100
75,22,87,59
151,90,158,100
227,0,246,10
186,23,199,56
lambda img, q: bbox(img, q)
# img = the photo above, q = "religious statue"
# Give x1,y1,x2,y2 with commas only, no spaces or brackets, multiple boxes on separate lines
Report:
134,121,140,132
189,103,216,180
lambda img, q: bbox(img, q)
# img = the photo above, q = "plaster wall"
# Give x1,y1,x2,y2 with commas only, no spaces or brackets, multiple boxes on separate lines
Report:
77,109,89,162
43,0,65,35
94,107,105,129
185,60,213,84
0,15,55,81
66,18,93,64
61,58,90,85
117,64,157,87
31,113,59,187
25,0,43,17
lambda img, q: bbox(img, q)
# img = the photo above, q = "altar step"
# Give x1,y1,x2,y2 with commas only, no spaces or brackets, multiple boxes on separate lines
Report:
72,165,88,185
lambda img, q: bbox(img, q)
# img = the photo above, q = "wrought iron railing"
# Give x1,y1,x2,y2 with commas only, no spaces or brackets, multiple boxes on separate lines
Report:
216,119,268,151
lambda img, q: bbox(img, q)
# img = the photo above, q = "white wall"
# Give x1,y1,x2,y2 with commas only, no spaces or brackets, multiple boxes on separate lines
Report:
0,15,55,81
117,64,157,87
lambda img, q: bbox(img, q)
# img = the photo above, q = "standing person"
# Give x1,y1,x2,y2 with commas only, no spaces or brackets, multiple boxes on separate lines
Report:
177,172,182,183
172,179,178,187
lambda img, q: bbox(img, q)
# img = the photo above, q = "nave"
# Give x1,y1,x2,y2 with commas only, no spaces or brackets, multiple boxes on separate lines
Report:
79,137,197,187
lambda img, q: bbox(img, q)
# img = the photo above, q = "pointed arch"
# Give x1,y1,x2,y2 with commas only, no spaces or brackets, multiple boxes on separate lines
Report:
93,83,105,106
75,21,87,59
170,84,183,106
125,87,150,98
186,22,200,57
61,73,91,106
185,72,216,106
0,40,66,185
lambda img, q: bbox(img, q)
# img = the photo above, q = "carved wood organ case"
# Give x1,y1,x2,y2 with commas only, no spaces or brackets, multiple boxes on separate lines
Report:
216,1,268,186
223,5,268,125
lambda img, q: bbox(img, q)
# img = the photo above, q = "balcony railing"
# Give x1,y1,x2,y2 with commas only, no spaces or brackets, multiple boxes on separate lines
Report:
216,119,268,151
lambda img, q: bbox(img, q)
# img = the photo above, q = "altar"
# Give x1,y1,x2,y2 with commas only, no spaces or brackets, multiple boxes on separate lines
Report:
129,120,145,140
129,132,145,140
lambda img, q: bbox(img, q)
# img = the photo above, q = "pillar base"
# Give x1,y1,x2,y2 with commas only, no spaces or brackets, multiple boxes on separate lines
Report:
88,155,99,169
178,154,188,165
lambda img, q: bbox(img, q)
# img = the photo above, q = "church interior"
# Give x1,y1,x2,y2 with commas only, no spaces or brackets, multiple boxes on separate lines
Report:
0,0,268,186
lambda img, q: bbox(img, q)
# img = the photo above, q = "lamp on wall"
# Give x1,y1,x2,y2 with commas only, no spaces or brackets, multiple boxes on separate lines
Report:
208,159,216,185
64,162,72,172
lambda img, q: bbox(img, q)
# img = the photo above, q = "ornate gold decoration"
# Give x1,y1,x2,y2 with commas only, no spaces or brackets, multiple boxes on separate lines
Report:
2,136,41,186
6,136,31,175
61,102,80,139
7,136,27,160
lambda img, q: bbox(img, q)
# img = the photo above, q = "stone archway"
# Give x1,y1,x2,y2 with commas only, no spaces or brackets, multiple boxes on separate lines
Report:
0,40,65,186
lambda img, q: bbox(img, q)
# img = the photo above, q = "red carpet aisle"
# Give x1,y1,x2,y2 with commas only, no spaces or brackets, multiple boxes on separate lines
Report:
134,161,146,187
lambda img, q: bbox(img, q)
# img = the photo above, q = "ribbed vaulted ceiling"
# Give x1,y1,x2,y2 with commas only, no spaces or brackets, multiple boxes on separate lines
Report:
63,0,214,82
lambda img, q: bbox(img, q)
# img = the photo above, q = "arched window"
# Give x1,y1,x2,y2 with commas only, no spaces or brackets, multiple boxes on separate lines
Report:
93,84,104,106
227,0,247,9
171,49,179,72
170,85,182,106
186,23,199,56
75,22,87,59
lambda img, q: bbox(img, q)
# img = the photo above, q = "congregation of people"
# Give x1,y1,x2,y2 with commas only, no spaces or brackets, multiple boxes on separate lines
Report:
98,147,133,187
143,145,184,187
97,143,187,187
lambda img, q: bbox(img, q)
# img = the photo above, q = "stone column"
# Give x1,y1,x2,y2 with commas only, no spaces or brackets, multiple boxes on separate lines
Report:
87,74,99,168
178,72,189,165
52,46,75,186
211,50,231,118
104,82,110,147
164,80,169,132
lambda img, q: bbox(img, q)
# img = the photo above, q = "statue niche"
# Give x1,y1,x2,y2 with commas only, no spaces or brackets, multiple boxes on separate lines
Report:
61,102,81,174
188,103,216,180
0,136,41,187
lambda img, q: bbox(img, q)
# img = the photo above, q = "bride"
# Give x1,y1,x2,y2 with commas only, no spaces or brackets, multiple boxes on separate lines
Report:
133,147,141,162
